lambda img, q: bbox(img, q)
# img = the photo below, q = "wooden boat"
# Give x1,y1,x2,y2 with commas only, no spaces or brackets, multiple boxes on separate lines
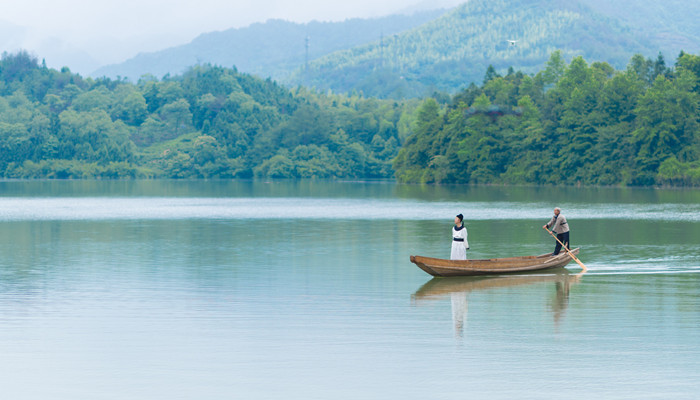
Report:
410,248,580,277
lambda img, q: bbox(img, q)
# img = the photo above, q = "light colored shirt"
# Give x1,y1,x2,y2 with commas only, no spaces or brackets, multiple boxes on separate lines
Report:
547,214,569,234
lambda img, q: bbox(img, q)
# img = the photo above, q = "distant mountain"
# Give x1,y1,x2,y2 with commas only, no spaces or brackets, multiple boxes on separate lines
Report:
578,0,700,56
294,0,668,98
92,0,700,98
91,10,449,82
0,20,100,74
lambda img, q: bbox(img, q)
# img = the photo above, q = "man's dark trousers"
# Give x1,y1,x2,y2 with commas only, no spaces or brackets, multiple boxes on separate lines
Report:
553,231,570,255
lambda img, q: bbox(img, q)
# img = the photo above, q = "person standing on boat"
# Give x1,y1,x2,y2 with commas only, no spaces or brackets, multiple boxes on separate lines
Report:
543,207,569,255
451,214,469,260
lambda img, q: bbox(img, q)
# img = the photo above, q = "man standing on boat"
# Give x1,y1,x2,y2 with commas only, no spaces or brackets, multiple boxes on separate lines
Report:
451,214,469,260
543,207,569,255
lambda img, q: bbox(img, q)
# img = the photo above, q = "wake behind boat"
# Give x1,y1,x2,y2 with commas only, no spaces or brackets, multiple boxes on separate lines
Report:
410,248,580,277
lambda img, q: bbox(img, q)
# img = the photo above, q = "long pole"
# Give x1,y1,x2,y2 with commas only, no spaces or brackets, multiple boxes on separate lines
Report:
543,227,588,271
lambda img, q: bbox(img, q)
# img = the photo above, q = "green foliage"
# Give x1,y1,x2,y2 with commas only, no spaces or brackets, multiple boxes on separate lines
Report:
2,49,699,187
394,51,700,187
576,0,700,59
0,52,411,179
297,0,659,98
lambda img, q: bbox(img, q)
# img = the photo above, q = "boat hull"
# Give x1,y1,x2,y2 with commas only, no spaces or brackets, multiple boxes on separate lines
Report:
410,248,580,277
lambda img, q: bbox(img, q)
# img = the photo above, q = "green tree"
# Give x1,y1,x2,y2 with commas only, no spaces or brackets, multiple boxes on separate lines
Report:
159,99,193,138
112,89,148,125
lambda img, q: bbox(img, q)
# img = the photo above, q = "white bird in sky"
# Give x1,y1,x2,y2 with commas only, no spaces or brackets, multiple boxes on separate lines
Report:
507,40,518,46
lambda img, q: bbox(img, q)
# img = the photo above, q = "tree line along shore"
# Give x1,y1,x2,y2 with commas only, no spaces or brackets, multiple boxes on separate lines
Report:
0,50,698,186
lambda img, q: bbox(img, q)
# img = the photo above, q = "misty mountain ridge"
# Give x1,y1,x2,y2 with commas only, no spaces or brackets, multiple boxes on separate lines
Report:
92,9,450,82
577,0,700,53
295,0,694,97
0,19,102,74
92,0,699,98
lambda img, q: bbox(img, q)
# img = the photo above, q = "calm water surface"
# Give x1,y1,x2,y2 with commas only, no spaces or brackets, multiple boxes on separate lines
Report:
0,181,699,399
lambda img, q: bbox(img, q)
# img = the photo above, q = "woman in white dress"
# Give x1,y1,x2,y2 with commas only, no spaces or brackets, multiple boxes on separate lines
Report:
450,214,469,260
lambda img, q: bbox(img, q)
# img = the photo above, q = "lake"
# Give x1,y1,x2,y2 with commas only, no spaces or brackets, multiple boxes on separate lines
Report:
0,180,699,399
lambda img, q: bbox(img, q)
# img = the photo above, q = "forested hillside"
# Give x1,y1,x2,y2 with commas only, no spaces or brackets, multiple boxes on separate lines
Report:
393,51,700,186
92,10,448,83
2,50,699,186
298,0,659,98
0,51,414,179
579,0,700,56
92,0,698,101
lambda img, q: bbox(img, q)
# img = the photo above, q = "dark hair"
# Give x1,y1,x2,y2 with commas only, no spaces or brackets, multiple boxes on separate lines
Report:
456,214,463,222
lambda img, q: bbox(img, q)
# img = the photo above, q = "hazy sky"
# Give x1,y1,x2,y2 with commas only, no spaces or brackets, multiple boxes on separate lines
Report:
2,0,463,73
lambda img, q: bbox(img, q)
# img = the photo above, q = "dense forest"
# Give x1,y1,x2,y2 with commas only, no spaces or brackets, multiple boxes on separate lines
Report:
92,0,700,101
394,51,700,186
1,49,699,186
577,0,700,56
297,0,659,98
0,51,414,179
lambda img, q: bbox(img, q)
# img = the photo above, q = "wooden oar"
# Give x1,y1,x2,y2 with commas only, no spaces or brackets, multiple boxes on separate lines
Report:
543,227,588,271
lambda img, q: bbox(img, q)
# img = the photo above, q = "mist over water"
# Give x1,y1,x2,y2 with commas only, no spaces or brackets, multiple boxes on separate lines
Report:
1,196,700,222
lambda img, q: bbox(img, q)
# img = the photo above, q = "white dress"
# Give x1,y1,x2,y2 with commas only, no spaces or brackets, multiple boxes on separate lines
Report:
450,224,469,260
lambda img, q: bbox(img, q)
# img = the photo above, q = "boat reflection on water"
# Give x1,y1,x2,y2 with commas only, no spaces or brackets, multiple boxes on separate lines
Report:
411,270,585,337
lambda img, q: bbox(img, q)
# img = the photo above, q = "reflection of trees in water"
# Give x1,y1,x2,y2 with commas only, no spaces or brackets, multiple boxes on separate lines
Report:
412,271,584,337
